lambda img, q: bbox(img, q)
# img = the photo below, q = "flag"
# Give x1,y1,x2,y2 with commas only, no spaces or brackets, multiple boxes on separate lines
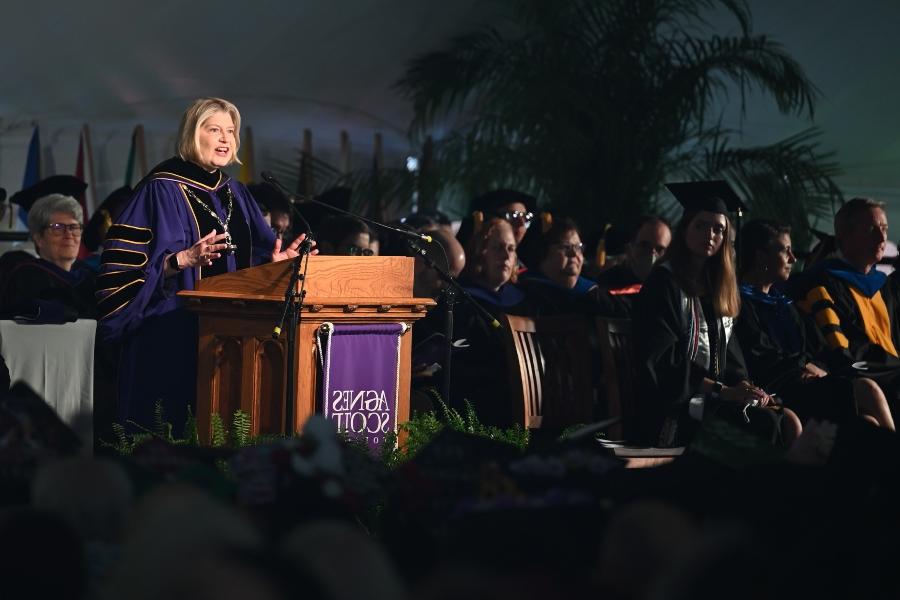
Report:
75,127,92,259
18,125,41,227
238,126,255,184
124,125,147,187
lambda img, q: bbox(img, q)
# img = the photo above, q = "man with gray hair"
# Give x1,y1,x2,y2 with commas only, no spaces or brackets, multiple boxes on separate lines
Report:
0,176,96,321
795,197,900,407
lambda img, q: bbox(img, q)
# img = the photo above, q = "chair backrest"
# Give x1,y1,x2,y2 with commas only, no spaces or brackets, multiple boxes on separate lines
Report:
596,317,637,440
502,314,594,429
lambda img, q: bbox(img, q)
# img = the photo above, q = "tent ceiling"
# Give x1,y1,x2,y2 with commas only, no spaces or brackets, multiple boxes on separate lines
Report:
3,0,900,209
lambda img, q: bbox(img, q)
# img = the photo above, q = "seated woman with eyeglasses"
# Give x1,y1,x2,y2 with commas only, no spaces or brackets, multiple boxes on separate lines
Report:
516,217,628,316
315,215,376,256
0,193,96,321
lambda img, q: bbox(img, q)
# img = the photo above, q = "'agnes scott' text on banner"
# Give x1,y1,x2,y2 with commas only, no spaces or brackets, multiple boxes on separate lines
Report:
318,322,404,451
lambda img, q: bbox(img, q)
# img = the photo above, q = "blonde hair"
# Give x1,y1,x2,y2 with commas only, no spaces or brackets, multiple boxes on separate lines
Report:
662,210,740,318
461,217,518,284
176,97,242,167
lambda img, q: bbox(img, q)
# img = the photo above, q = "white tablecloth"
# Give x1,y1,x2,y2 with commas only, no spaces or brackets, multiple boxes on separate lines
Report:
0,319,95,424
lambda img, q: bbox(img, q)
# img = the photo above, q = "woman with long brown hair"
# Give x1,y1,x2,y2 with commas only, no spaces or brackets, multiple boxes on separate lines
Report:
633,181,801,446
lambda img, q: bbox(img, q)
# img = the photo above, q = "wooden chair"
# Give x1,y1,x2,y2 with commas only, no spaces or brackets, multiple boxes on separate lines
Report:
502,314,594,429
596,317,638,441
596,317,683,467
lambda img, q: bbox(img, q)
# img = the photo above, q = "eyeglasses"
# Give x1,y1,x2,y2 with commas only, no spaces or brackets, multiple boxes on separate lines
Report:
346,245,374,256
44,223,84,236
500,210,534,227
553,242,584,255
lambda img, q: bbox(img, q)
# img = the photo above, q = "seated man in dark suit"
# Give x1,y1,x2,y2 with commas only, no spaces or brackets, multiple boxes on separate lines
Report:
596,215,671,293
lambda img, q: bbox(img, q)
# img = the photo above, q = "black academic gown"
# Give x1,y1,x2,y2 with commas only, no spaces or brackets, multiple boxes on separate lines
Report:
445,279,535,427
0,252,96,321
633,266,750,445
593,263,644,317
736,286,857,423
595,263,642,290
0,354,9,396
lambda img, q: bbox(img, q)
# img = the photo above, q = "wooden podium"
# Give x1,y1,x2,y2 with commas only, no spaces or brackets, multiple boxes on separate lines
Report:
179,256,435,443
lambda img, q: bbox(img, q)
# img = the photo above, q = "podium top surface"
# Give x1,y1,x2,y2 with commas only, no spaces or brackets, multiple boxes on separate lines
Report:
185,255,419,302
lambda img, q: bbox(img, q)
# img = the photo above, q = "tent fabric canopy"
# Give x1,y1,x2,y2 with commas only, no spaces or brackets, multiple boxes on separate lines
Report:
3,0,900,228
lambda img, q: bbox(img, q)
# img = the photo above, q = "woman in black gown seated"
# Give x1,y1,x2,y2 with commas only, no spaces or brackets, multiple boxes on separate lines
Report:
634,182,802,446
0,192,96,321
736,218,894,430
516,217,628,317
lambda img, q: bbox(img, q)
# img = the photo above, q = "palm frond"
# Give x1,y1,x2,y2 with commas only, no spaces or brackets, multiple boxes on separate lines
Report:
663,35,818,123
677,127,842,248
395,0,831,236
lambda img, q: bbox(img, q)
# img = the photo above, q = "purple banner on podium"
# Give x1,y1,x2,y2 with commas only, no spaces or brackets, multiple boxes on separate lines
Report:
318,322,404,451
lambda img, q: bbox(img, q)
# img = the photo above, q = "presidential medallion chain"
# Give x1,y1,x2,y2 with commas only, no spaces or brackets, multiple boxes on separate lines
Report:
182,184,237,254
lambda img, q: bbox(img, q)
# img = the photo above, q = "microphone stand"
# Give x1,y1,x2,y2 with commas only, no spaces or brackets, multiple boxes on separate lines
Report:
272,236,314,436
262,171,499,409
405,238,500,407
263,176,316,436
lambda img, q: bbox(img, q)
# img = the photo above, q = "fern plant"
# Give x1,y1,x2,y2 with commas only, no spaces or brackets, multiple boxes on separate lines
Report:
230,410,252,448
182,406,200,447
209,413,227,448
153,400,173,441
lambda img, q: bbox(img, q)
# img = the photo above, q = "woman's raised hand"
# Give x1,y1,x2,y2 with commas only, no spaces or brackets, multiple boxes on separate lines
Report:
272,232,318,263
176,229,230,269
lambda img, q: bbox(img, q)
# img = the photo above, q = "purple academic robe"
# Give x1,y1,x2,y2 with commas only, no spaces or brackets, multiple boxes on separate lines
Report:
97,158,275,433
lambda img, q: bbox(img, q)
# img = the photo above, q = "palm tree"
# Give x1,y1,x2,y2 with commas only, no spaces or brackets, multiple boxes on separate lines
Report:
395,0,841,246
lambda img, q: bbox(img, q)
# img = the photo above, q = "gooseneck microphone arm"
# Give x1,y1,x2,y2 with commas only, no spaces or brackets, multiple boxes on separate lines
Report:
260,171,433,245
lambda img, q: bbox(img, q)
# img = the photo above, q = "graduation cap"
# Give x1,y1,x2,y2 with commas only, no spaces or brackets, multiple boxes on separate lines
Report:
664,180,747,216
9,175,87,213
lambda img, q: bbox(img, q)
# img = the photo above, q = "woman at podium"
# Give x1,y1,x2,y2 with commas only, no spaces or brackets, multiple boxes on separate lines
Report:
97,97,312,434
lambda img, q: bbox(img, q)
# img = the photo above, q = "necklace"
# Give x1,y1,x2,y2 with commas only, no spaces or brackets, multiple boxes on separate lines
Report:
182,184,237,254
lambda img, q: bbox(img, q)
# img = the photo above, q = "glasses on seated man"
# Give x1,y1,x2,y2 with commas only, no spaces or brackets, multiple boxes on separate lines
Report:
498,210,534,228
346,245,374,256
45,223,84,236
553,241,584,255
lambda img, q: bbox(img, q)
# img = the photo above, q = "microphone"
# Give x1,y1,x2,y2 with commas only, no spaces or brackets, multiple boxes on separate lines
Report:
260,171,433,244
